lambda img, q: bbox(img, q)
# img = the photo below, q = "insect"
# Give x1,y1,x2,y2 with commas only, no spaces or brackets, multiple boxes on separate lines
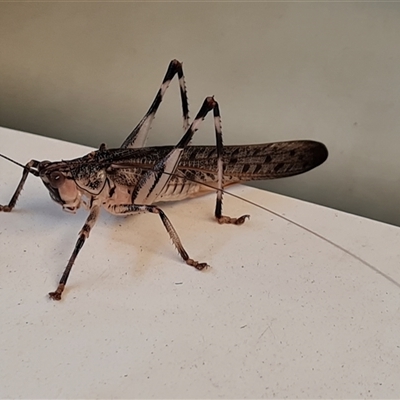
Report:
0,59,328,300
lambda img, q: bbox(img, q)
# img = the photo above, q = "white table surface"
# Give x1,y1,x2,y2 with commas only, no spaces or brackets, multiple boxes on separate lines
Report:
1,127,400,399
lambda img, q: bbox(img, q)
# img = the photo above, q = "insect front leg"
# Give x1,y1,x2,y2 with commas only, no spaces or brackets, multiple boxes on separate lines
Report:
0,160,39,212
121,59,190,149
49,204,100,300
212,103,250,225
108,203,208,270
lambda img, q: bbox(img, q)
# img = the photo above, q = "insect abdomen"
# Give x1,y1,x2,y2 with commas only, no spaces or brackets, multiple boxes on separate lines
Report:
157,176,205,201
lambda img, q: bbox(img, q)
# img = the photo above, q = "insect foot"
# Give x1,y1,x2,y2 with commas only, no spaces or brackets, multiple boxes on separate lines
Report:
48,284,65,301
217,214,250,225
0,205,12,212
186,259,209,271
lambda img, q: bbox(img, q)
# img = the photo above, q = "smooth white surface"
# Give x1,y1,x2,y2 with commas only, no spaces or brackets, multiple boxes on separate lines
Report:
1,127,400,398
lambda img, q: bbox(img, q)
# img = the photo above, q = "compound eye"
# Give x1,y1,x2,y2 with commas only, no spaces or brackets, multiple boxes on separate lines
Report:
48,171,65,188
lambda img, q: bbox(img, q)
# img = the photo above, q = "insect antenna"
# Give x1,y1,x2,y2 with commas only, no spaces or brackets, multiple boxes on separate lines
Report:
162,171,400,289
0,153,39,176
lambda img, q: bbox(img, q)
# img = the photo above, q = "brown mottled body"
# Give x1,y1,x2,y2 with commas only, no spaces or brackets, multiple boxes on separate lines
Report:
46,140,327,204
0,60,328,300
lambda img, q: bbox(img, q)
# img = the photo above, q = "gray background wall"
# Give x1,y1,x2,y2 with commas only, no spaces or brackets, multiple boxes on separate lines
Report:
1,2,399,226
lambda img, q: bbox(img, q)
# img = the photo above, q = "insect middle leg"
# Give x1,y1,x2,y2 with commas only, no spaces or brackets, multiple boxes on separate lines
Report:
109,203,208,270
49,204,100,300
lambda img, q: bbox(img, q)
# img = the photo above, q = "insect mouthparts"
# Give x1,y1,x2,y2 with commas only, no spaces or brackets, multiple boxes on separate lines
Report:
63,206,77,213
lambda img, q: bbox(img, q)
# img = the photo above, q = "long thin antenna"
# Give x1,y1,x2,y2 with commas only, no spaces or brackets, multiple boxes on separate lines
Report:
0,153,39,176
161,171,400,289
